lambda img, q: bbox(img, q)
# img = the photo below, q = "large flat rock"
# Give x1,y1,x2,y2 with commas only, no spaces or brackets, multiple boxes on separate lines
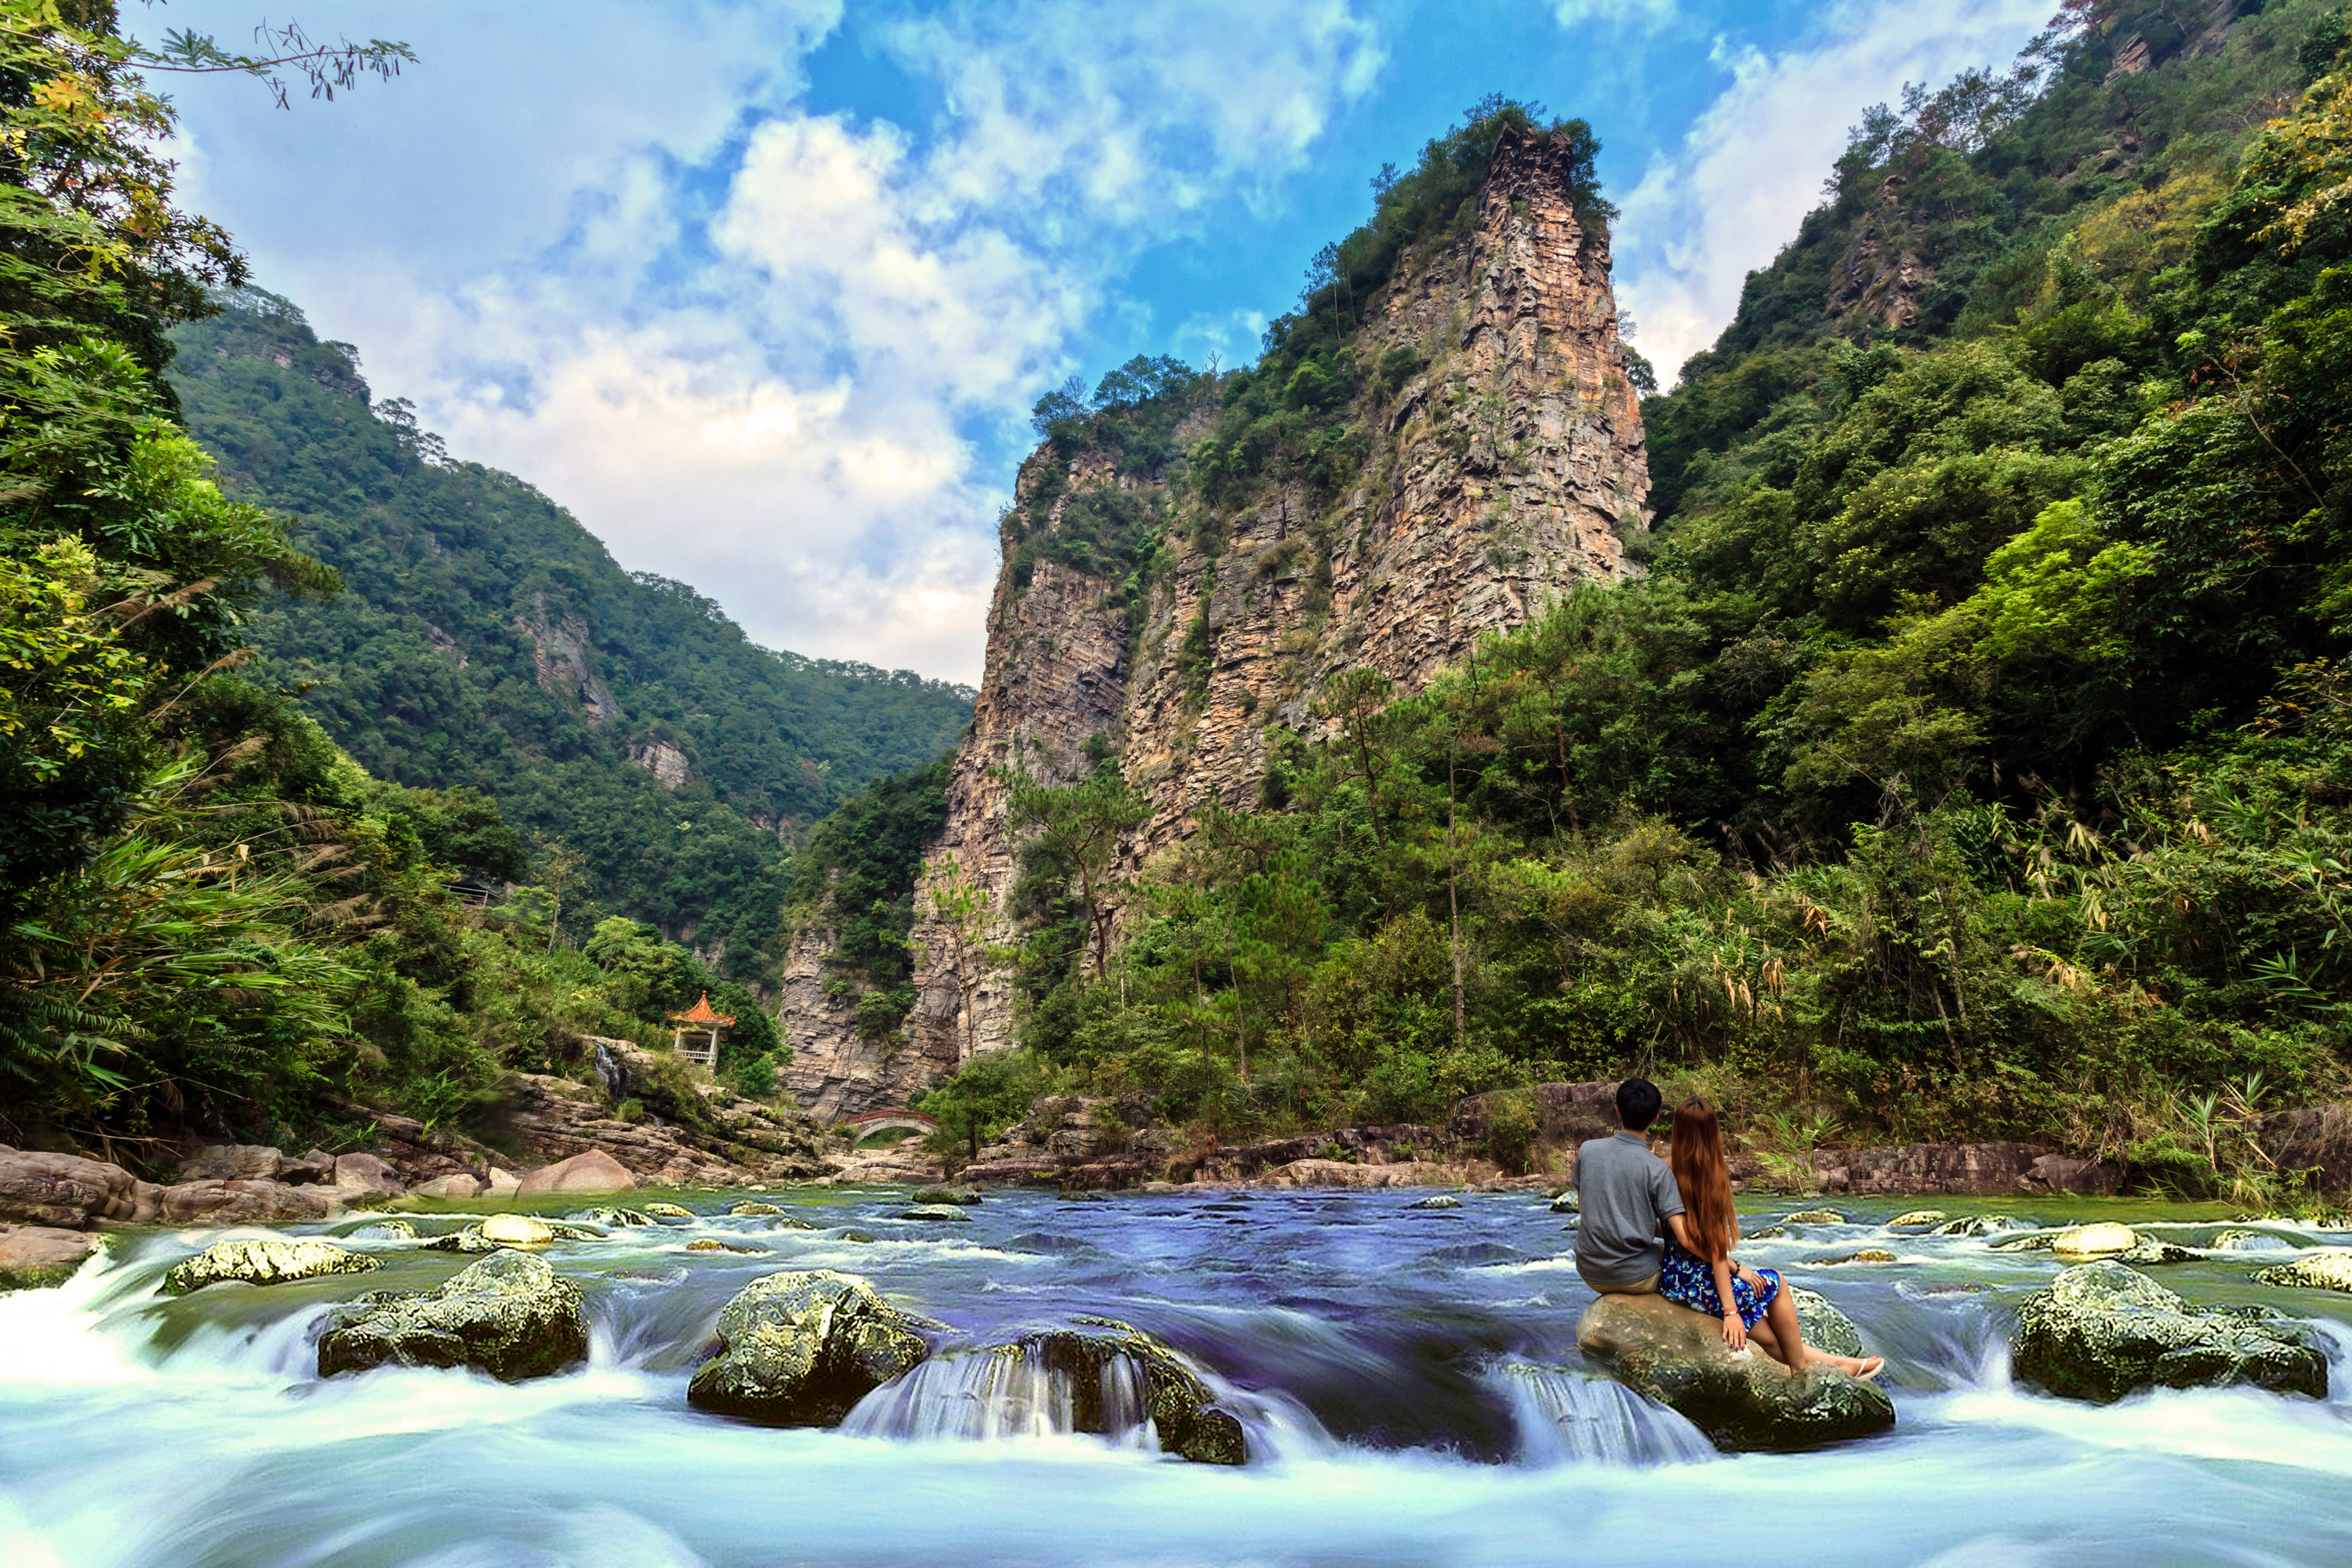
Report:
1576,1292,1893,1452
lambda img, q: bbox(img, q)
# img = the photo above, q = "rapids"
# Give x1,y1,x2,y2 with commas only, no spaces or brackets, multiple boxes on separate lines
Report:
3,1189,2350,1567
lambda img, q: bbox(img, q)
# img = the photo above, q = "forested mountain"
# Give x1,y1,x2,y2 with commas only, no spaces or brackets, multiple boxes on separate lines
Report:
165,294,973,975
880,1,2352,1200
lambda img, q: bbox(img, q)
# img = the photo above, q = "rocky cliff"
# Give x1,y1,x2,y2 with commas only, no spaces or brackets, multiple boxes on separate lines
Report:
782,126,1649,1116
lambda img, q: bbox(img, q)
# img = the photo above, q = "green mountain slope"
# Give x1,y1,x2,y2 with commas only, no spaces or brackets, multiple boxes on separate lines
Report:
164,293,972,977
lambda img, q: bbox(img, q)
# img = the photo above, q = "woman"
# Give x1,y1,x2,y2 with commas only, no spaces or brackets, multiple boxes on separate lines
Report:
1659,1098,1882,1381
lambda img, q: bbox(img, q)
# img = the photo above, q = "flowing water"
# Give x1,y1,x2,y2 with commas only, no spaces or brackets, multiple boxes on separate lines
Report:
4,1189,2351,1567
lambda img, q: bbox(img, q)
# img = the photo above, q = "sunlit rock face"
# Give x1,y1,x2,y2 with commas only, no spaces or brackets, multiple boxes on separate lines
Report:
782,127,1650,1116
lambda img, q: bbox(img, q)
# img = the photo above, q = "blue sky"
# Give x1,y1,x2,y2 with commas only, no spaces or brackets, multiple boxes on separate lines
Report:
149,0,2049,681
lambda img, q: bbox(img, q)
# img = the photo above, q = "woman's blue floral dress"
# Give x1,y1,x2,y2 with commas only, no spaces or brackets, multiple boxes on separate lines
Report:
1658,1236,1780,1330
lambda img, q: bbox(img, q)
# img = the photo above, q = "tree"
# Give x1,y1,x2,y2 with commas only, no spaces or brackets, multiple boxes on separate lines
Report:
996,760,1149,982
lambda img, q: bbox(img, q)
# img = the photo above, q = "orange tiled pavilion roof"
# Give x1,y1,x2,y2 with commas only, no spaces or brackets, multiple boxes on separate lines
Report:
670,992,735,1027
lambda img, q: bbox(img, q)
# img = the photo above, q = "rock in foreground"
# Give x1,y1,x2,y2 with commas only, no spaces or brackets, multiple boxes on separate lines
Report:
318,1250,589,1381
164,1237,377,1296
688,1269,934,1426
2010,1261,2326,1403
1575,1294,1893,1451
0,1224,102,1289
1009,1319,1247,1465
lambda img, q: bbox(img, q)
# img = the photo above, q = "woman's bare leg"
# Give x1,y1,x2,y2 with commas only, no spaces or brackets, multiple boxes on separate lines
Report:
1759,1290,1811,1376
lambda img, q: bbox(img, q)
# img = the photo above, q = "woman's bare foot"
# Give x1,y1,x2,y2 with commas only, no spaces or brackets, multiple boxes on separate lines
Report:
1817,1353,1884,1379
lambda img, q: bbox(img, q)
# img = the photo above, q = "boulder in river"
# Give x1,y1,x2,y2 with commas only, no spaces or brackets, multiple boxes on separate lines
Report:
0,1224,101,1289
1782,1208,1846,1225
1884,1210,1948,1229
1786,1287,1868,1360
643,1203,696,1221
2009,1261,2327,1403
729,1201,783,1216
318,1250,590,1381
1575,1293,1893,1451
1411,1194,1464,1210
2049,1221,2138,1262
574,1207,658,1227
164,1237,377,1296
687,1269,935,1426
1814,1249,1898,1265
1932,1215,2023,1237
1549,1190,1578,1214
516,1150,635,1196
911,1185,982,1207
1000,1318,1247,1465
896,1205,971,1223
2252,1247,2352,1293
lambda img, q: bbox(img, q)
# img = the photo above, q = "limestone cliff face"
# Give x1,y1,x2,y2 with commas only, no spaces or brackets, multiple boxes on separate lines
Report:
782,127,1648,1116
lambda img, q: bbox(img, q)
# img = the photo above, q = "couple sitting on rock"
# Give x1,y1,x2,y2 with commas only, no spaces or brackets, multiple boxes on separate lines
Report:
1573,1077,1882,1381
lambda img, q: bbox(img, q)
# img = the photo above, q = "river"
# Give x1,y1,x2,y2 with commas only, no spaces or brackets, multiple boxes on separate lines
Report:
3,1189,2349,1567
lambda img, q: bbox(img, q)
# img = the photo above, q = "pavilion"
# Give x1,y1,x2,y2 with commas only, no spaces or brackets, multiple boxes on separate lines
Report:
668,992,735,1068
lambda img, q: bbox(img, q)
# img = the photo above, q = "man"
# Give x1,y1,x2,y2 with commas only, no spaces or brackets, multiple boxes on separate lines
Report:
1572,1077,1684,1295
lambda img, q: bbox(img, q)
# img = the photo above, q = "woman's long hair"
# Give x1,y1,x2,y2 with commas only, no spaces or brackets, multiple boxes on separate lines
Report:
1668,1098,1738,1262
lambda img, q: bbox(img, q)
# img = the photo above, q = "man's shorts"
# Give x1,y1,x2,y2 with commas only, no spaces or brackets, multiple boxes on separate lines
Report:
1577,1267,1659,1295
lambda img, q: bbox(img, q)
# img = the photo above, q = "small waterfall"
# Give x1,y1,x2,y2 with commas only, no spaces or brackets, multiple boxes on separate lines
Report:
842,1344,1160,1450
1490,1363,1714,1467
592,1040,630,1102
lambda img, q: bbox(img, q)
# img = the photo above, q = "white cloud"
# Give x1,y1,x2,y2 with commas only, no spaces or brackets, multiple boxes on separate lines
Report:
1552,0,1678,30
159,0,1385,684
1611,0,2051,381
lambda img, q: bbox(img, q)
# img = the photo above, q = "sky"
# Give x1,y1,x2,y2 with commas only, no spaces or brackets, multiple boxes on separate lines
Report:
147,0,2053,684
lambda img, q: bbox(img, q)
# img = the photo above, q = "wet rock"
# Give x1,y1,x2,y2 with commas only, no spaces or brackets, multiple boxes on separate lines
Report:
729,1201,783,1216
2049,1222,2139,1262
1991,1232,2056,1252
911,1185,983,1207
687,1269,934,1426
156,1179,336,1226
1783,1209,1847,1225
1931,1215,2023,1237
1411,1194,1464,1210
1787,1287,1867,1360
0,1224,102,1290
1747,1225,1791,1240
2118,1236,2201,1265
1814,1250,1898,1265
2207,1229,2283,1252
1057,1189,1105,1202
1549,1190,1579,1214
318,1250,590,1382
575,1207,658,1227
1004,1318,1247,1465
516,1150,635,1196
481,1214,556,1247
2252,1247,2352,1293
764,1215,817,1231
643,1203,696,1221
163,1236,377,1295
332,1153,403,1201
897,1205,971,1223
2010,1261,2327,1403
686,1238,760,1254
348,1218,417,1241
410,1174,485,1200
1575,1293,1895,1451
839,1230,877,1243
1884,1210,1948,1229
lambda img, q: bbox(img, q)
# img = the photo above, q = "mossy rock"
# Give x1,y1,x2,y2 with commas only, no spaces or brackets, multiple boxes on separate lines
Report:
643,1203,697,1221
1813,1249,1898,1265
1410,1194,1463,1210
1549,1191,1579,1214
1787,1287,1867,1360
912,1185,983,1207
1885,1210,1948,1229
686,1238,760,1254
687,1269,935,1426
729,1202,783,1216
318,1250,589,1381
574,1207,659,1227
1782,1209,1847,1225
164,1237,377,1296
2252,1247,2352,1293
896,1205,971,1223
2010,1261,2326,1403
1931,1215,2023,1238
839,1230,877,1243
1991,1232,2057,1252
1575,1294,1893,1452
1005,1317,1247,1465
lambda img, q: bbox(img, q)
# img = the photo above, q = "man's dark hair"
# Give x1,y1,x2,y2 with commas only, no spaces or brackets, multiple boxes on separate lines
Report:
1615,1077,1662,1131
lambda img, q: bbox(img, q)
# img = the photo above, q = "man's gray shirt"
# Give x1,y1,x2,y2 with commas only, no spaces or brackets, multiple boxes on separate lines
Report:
1572,1130,1686,1284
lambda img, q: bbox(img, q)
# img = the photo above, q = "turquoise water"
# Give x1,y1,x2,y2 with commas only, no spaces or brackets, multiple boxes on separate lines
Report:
2,1190,2349,1567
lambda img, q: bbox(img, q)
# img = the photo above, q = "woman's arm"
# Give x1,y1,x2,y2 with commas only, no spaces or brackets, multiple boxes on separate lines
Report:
1665,1212,1695,1251
1710,1254,1746,1350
